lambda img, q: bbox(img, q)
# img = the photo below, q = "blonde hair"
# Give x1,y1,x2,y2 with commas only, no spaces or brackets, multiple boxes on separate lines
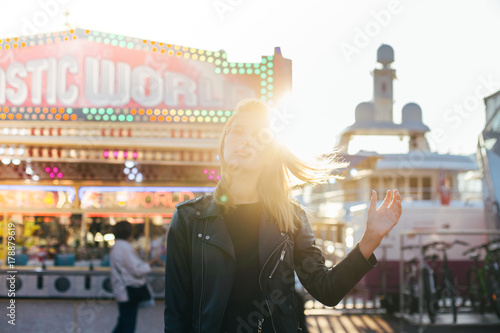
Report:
214,98,348,233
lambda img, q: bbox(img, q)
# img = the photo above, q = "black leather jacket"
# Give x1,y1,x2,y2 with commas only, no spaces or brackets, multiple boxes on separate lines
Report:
164,194,377,333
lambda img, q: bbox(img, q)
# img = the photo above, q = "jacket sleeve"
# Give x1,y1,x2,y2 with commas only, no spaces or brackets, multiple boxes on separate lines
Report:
293,208,377,307
164,208,193,333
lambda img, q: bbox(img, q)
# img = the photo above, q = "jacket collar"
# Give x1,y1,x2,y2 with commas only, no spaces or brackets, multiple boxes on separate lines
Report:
194,194,287,265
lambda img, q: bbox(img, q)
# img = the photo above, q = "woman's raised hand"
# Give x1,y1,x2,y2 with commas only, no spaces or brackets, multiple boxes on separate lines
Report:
359,189,402,259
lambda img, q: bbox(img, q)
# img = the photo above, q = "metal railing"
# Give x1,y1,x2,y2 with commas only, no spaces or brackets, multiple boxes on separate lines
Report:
398,229,500,330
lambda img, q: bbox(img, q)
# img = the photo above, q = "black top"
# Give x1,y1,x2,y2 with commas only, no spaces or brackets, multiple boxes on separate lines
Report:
220,202,274,332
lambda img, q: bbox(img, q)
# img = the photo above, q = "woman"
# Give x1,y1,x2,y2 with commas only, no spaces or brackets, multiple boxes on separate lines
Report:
110,221,160,333
164,99,402,332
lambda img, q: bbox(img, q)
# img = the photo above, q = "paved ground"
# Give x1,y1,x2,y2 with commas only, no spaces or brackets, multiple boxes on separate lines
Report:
1,298,499,332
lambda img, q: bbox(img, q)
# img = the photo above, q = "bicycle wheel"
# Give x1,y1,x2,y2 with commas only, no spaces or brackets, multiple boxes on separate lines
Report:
486,271,500,318
450,286,457,324
423,268,437,324
467,267,480,312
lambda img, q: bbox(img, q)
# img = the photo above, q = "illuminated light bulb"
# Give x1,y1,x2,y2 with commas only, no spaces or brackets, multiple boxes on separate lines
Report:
123,151,128,158
26,167,33,175
12,159,21,165
216,175,221,181
350,168,359,177
104,233,115,241
208,175,213,180
125,161,134,168
53,167,58,173
17,148,25,155
103,150,109,158
124,168,130,175
49,172,55,178
113,150,118,158
128,174,135,180
203,169,208,174
3,128,9,135
211,169,216,175
2,158,11,165
11,128,18,135
136,173,143,182
132,151,138,159
8,148,14,155
32,175,40,181
0,147,4,154
45,167,51,173
94,232,104,242
132,168,138,174
57,172,63,178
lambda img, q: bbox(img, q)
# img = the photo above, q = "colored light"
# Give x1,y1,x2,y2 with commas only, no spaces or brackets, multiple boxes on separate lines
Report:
57,172,63,178
203,169,208,174
216,175,221,181
103,150,109,158
53,167,58,172
133,151,138,159
211,169,216,175
45,167,51,173
113,150,119,158
208,175,213,180
49,172,55,178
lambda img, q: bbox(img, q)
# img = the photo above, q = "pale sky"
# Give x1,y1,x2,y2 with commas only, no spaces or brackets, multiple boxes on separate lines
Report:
1,0,500,161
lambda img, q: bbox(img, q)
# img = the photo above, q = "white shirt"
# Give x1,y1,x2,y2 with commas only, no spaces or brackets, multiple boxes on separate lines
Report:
110,239,152,302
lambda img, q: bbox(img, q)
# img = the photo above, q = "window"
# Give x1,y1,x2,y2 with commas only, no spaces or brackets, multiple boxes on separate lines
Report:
410,177,418,199
422,177,432,200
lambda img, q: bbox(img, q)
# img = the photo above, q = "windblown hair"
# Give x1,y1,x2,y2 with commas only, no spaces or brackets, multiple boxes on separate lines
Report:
213,98,348,233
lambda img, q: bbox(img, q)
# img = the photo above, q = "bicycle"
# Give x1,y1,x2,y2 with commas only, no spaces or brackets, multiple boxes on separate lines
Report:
402,244,437,323
425,240,468,324
463,238,500,318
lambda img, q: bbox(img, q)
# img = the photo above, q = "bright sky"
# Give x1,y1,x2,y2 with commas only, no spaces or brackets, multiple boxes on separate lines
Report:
1,0,500,161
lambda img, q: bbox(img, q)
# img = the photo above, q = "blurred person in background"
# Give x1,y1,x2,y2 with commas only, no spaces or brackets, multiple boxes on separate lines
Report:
110,221,161,333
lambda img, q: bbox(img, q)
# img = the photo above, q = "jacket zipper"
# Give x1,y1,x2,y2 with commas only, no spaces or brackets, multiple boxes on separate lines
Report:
198,220,208,333
269,246,286,279
258,235,289,333
258,318,264,333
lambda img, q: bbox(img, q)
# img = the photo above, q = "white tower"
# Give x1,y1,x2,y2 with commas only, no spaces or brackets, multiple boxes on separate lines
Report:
337,44,431,153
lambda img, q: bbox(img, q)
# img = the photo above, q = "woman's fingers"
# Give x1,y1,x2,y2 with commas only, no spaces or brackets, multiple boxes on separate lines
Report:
382,189,391,207
389,190,402,216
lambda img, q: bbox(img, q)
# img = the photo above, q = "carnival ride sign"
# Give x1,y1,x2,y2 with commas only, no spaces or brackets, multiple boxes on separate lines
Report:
0,185,75,209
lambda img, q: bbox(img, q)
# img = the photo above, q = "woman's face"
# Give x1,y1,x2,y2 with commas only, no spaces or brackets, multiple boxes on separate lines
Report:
223,112,273,176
